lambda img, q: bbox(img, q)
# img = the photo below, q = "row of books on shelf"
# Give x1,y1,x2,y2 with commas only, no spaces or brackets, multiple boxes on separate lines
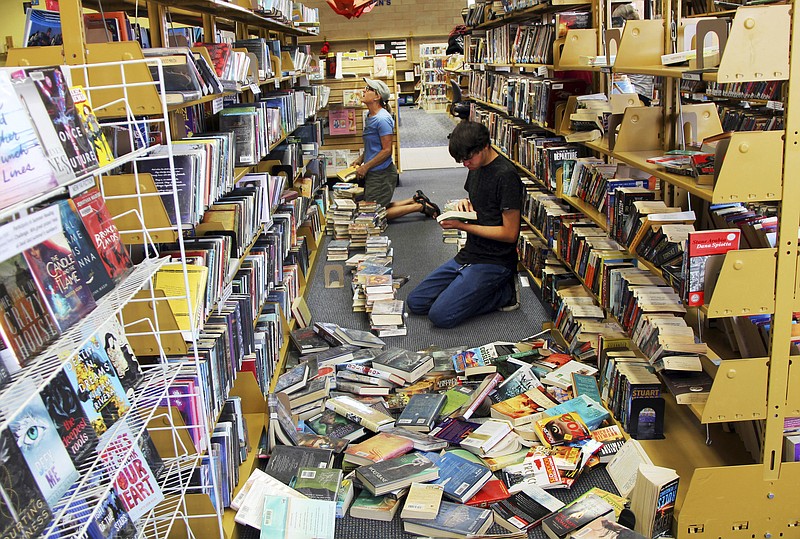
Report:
680,78,783,102
239,320,679,538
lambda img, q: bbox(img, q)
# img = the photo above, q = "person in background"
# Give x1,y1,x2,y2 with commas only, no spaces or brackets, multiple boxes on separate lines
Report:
406,121,522,329
353,77,440,220
612,3,655,105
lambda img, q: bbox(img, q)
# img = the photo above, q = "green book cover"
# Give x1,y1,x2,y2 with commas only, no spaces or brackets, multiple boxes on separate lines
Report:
291,467,342,501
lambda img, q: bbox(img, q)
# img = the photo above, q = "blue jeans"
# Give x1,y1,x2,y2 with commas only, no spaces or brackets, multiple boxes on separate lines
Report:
407,259,515,329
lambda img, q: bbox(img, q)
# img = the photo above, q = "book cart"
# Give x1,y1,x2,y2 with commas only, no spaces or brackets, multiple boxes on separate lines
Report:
5,1,328,538
464,0,800,536
312,55,403,177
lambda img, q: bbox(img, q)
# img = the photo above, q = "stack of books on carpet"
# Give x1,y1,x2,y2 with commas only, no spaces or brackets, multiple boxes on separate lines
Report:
327,239,350,261
246,329,677,539
329,198,357,239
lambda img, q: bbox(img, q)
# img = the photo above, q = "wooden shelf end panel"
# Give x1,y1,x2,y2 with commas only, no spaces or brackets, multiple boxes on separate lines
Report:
716,5,791,83
706,248,776,318
701,358,768,424
677,462,800,539
713,131,783,203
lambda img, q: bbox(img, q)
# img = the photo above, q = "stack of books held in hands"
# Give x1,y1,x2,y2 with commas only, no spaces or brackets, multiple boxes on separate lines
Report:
248,325,677,539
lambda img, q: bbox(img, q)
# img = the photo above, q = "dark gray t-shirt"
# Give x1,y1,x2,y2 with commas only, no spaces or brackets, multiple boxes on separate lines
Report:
454,154,523,270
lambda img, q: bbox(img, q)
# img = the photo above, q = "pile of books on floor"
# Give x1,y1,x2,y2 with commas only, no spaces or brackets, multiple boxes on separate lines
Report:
238,327,679,538
329,198,357,239
326,239,350,261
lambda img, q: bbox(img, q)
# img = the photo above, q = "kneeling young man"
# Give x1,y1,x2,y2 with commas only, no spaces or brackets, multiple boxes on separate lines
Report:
407,121,522,328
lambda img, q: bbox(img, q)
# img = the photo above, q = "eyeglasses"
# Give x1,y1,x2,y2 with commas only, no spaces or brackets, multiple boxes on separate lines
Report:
364,86,375,93
457,149,481,164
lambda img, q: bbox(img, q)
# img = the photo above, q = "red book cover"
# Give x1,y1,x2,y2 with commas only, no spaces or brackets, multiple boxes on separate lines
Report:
196,43,231,78
466,477,511,507
685,228,740,306
23,227,96,332
73,186,133,281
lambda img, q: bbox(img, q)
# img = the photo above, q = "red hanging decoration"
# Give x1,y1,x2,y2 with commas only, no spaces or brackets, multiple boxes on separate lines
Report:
326,0,376,19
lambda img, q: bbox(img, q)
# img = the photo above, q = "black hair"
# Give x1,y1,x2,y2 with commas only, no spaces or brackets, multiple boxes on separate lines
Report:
448,121,490,162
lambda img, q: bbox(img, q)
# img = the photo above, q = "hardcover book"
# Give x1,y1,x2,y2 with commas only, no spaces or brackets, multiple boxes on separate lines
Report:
98,422,165,521
26,66,100,176
0,427,53,537
396,393,446,432
97,318,143,397
355,452,439,496
403,501,493,538
290,326,330,354
72,186,133,281
23,222,97,332
63,332,132,438
56,199,115,302
0,252,59,365
7,384,79,507
0,69,59,210
40,368,100,468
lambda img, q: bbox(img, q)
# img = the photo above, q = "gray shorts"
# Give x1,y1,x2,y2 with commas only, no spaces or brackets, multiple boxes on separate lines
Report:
363,163,398,207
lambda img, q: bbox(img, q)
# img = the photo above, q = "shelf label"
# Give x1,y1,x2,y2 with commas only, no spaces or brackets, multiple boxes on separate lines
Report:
292,75,297,85
0,205,61,261
767,100,784,111
274,78,281,89
682,72,702,81
212,97,224,114
537,66,548,77
68,177,96,198
249,83,261,95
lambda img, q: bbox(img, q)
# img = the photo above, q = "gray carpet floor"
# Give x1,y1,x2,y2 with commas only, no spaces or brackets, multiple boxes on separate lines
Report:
398,107,458,148
306,167,552,350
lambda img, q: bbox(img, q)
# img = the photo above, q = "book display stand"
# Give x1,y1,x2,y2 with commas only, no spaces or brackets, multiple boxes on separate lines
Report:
467,0,800,535
2,1,326,538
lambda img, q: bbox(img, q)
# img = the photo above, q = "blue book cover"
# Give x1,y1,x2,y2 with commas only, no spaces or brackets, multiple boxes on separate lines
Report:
24,9,63,47
426,451,492,503
8,384,79,507
544,394,610,431
88,490,138,539
261,495,289,537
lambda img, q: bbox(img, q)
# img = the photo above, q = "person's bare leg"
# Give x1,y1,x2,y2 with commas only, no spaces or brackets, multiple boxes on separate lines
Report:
386,200,424,220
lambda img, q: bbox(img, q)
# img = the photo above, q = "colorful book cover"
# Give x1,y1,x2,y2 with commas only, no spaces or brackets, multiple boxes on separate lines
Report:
0,252,59,365
685,228,741,306
88,490,138,538
72,186,133,281
27,66,99,176
40,368,100,468
534,412,591,447
23,224,96,332
344,432,413,464
99,422,165,522
70,86,114,167
63,333,132,438
328,108,356,136
0,70,59,210
97,318,143,397
24,8,63,46
56,198,114,301
0,427,53,537
7,384,79,507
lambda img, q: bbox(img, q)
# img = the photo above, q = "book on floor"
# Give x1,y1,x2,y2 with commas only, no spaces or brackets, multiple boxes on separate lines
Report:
396,393,446,432
629,464,679,538
426,450,493,503
355,452,439,496
260,494,336,539
264,445,334,486
541,493,615,539
290,467,342,502
349,490,402,521
372,347,434,383
343,432,413,466
400,482,444,520
403,501,493,538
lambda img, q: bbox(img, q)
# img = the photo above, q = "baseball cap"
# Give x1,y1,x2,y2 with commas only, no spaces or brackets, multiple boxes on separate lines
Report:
364,77,391,102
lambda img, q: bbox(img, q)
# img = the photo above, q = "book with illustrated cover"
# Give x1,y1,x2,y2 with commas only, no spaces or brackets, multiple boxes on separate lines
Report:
490,363,543,403
289,326,330,354
328,108,356,136
26,66,99,176
40,369,100,468
491,490,556,532
70,86,114,167
0,427,52,537
541,493,614,539
684,228,741,306
324,395,395,433
291,467,342,501
534,412,592,447
430,416,479,445
503,455,563,492
64,332,132,438
427,451,492,503
10,70,75,185
349,490,401,521
372,347,433,383
88,490,138,538
543,394,610,431
296,433,349,454
97,318,143,397
0,251,59,366
343,432,413,466
396,393,446,432
7,383,79,507
274,361,314,395
23,221,96,332
490,389,553,426
264,445,333,486
98,422,164,521
306,409,366,441
333,326,385,349
355,452,439,496
56,199,114,302
572,515,646,538
72,186,133,281
24,8,63,46
0,70,59,210
403,501,493,538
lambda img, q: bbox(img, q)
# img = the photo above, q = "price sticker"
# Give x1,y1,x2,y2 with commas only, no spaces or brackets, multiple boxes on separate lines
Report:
274,78,281,89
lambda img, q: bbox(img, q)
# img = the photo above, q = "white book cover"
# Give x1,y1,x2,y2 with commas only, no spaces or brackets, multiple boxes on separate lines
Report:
235,471,306,529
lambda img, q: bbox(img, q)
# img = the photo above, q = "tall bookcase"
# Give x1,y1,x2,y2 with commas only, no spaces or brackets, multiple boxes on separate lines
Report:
464,0,799,536
418,43,449,113
4,1,326,538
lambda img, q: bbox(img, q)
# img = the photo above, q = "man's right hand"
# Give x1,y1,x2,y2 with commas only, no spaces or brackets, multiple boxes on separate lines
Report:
456,199,473,212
